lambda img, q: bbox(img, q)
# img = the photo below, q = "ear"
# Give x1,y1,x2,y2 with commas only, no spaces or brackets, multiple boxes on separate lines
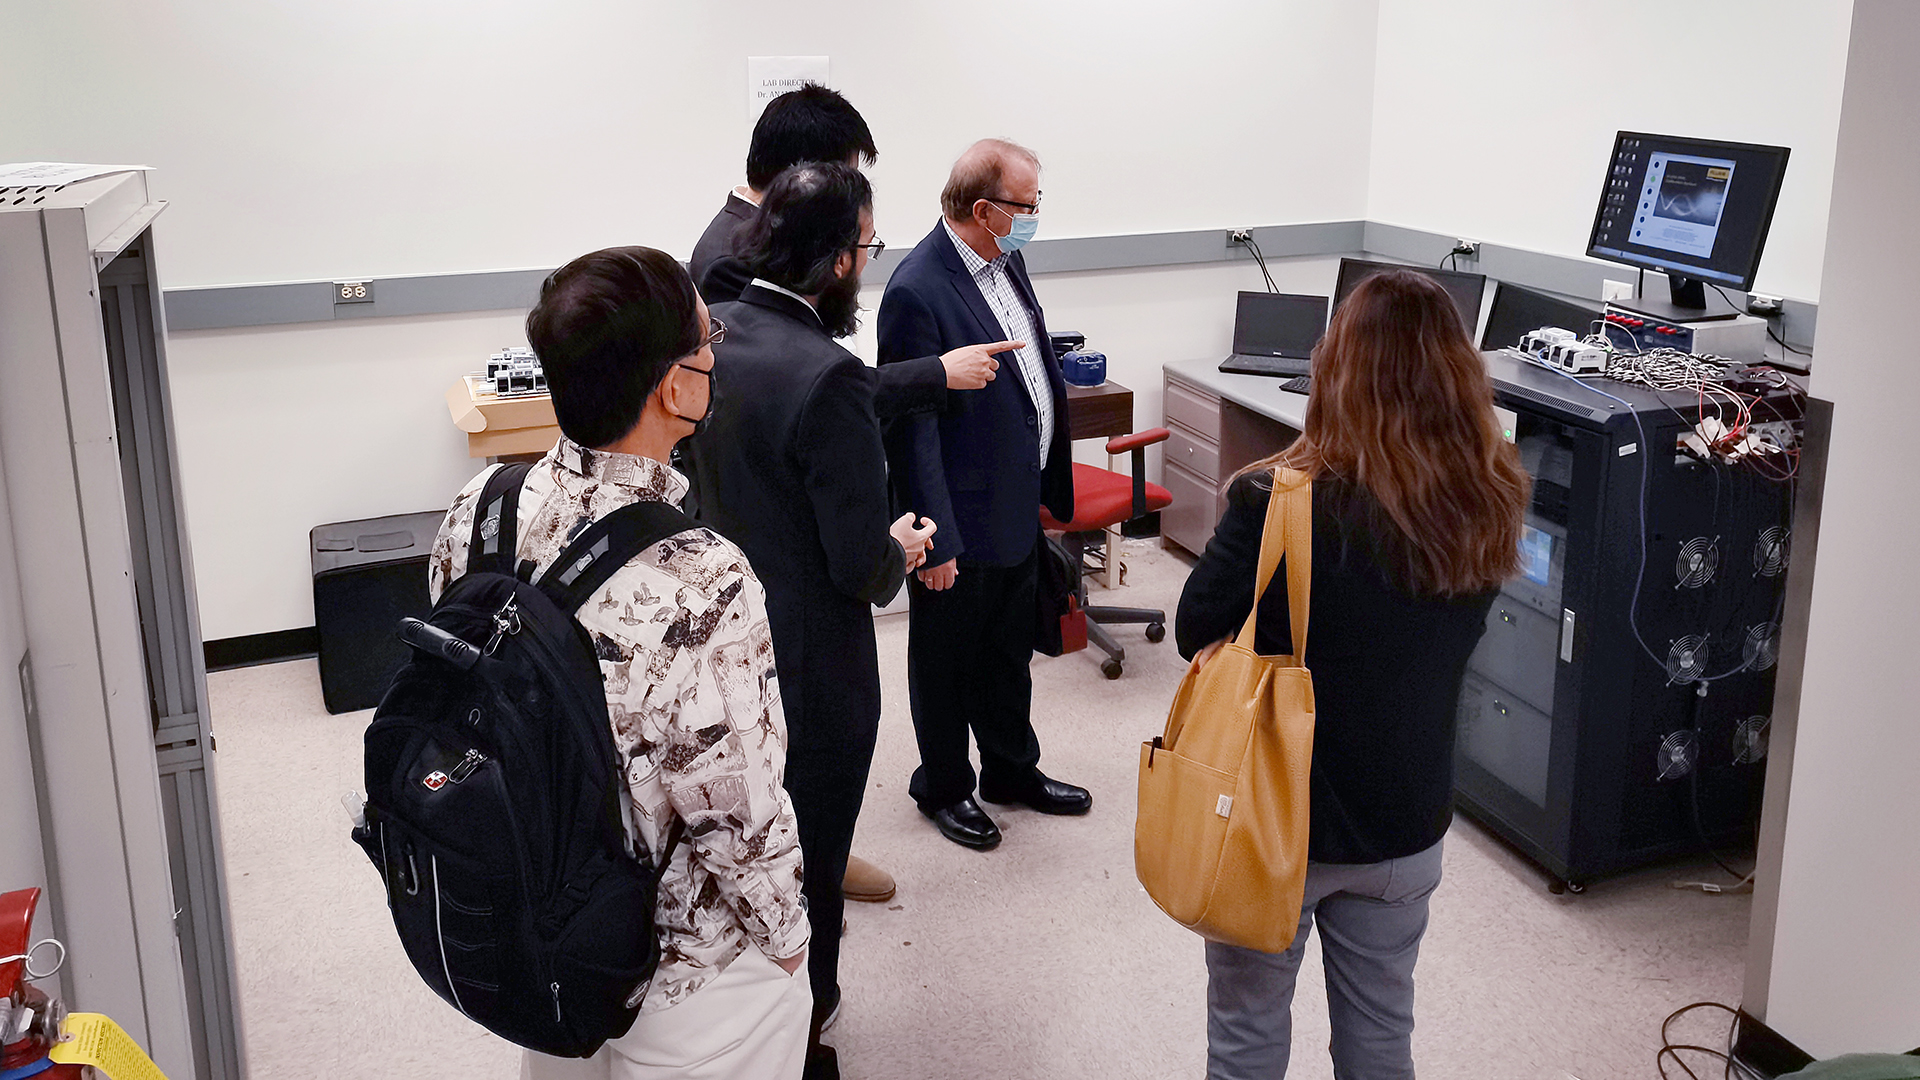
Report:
834,248,855,278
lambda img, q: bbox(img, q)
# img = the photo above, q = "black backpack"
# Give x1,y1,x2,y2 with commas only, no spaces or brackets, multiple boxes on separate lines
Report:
352,462,691,1057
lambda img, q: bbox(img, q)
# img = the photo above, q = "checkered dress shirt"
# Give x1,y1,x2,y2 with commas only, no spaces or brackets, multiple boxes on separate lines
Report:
943,220,1054,450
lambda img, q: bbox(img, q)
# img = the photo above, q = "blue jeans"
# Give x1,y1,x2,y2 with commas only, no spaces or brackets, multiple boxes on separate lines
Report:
1204,839,1444,1080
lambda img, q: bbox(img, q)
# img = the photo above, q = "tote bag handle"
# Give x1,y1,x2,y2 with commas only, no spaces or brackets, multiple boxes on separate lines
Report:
1234,467,1313,663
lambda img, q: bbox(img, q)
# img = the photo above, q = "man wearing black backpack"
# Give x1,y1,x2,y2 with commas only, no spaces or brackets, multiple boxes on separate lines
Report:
426,247,812,1079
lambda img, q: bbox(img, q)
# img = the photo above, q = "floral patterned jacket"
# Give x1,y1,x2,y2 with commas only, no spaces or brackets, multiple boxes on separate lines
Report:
428,437,809,1012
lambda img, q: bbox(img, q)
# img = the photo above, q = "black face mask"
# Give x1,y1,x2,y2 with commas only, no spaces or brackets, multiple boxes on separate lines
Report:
817,261,864,340
671,362,718,438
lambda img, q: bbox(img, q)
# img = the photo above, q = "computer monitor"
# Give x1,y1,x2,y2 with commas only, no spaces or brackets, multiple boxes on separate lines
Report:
1585,130,1790,311
1479,282,1603,352
1333,258,1487,335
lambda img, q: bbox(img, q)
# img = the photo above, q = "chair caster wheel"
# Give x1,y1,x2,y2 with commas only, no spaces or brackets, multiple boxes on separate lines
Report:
1548,878,1585,895
1101,658,1124,680
1145,622,1166,643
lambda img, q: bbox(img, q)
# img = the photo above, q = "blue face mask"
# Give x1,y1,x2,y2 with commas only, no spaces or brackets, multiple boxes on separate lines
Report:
990,204,1039,254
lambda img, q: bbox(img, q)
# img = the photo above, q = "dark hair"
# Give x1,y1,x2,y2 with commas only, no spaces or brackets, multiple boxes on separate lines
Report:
525,247,701,449
745,84,878,191
734,162,873,295
940,138,1041,222
1238,269,1531,595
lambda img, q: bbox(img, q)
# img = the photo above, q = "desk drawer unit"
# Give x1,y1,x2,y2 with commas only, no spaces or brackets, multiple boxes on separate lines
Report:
1164,426,1220,483
1161,371,1226,555
1163,378,1223,443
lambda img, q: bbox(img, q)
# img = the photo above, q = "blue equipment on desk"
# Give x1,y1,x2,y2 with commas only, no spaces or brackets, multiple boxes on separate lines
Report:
1061,348,1107,387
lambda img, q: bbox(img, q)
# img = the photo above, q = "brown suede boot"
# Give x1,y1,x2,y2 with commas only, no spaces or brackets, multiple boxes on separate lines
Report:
841,854,896,903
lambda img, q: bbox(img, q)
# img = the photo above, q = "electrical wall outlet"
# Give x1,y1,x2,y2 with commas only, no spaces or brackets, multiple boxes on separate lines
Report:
1747,292,1784,315
1227,228,1251,245
334,280,374,304
1602,279,1635,303
1452,238,1480,257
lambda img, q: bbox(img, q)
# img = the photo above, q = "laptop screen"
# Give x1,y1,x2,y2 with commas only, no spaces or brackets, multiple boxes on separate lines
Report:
1232,292,1329,359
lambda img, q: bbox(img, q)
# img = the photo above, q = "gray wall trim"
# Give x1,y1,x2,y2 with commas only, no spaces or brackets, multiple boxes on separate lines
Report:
164,267,551,332
160,219,1816,355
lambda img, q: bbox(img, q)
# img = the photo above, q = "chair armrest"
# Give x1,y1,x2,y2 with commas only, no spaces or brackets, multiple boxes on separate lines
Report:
1105,428,1170,455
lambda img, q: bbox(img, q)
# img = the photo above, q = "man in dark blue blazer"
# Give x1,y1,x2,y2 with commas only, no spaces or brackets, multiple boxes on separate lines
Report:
878,139,1091,851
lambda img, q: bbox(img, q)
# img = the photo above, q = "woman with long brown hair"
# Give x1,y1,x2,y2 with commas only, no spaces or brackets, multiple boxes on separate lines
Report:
1175,269,1530,1079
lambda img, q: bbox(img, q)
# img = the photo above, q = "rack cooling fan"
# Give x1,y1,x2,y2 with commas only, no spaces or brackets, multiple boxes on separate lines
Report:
1666,635,1710,684
1733,715,1770,765
1753,527,1790,577
1675,536,1720,589
1656,730,1700,781
1742,622,1781,672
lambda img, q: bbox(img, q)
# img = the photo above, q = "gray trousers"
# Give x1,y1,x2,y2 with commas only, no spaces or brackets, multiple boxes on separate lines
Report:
1204,839,1444,1080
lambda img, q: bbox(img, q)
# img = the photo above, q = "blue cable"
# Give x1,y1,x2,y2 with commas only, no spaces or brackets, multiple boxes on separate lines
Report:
1519,357,1678,678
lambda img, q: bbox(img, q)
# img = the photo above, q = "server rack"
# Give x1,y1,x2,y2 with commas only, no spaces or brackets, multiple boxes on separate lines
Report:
0,169,241,1078
1457,352,1794,890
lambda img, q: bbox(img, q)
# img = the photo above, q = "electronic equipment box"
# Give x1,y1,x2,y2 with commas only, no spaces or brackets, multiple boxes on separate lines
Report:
1603,305,1768,364
1456,350,1798,890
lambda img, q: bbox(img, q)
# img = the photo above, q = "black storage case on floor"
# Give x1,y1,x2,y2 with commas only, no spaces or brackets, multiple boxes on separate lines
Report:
311,510,446,714
1455,352,1796,889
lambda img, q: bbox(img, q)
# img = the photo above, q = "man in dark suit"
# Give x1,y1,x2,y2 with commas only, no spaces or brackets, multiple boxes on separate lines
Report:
690,83,998,421
878,139,1091,852
687,162,941,1078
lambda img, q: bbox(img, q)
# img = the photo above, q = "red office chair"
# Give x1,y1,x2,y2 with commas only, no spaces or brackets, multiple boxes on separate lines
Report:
1040,428,1174,678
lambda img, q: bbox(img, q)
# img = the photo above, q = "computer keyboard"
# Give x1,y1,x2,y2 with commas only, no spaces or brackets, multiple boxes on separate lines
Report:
1279,376,1312,394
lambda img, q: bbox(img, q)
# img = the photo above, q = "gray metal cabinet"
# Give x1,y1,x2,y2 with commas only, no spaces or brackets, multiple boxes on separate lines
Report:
1160,369,1228,555
0,168,240,1080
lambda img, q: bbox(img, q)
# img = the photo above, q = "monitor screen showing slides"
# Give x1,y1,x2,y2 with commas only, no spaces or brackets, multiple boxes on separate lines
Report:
1586,131,1790,290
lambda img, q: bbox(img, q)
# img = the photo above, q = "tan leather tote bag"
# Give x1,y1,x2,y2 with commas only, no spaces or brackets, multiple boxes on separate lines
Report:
1135,467,1314,953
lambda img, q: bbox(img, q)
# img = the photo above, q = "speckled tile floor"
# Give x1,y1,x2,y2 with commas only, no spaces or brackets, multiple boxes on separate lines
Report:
209,541,1752,1079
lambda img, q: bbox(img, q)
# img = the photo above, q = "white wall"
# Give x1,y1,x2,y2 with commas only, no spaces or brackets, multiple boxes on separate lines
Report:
1754,0,1920,1056
2,0,1380,287
7,0,1867,648
1366,0,1852,303
4,0,1384,639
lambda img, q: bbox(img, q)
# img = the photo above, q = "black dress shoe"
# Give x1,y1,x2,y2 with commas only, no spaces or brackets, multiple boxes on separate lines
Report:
979,772,1093,816
920,797,1002,850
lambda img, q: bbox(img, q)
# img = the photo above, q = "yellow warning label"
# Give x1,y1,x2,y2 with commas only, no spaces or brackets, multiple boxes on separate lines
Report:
49,1012,171,1080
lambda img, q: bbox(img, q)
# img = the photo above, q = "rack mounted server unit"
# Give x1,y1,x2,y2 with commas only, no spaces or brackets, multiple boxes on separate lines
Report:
1456,352,1795,890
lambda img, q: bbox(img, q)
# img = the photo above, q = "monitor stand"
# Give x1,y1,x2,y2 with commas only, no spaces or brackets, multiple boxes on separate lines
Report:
1611,274,1744,323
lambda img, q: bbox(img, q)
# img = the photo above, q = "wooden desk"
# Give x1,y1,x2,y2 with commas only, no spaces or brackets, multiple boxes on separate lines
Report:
450,375,1137,457
446,376,559,458
1064,380,1134,441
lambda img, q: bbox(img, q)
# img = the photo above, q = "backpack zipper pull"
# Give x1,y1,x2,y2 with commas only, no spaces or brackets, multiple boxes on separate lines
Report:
550,981,562,1024
449,749,487,783
483,595,522,655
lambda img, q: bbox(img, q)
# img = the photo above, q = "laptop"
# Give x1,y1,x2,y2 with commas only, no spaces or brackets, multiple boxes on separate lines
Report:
1218,292,1329,377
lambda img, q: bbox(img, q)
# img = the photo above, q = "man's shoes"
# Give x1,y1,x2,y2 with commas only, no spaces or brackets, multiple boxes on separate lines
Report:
979,772,1093,816
841,855,896,903
919,797,1002,850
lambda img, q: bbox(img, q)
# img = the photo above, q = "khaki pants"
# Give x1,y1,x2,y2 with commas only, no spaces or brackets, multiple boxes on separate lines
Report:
522,945,811,1080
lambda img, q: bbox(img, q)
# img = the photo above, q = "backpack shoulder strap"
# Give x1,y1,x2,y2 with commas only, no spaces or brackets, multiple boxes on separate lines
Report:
468,461,535,577
536,499,698,615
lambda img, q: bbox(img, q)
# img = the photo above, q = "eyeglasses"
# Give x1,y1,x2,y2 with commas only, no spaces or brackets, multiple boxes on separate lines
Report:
855,237,886,258
984,192,1042,215
700,317,726,348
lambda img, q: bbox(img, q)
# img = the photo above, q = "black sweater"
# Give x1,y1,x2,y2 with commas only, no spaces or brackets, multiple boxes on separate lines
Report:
1175,473,1497,864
